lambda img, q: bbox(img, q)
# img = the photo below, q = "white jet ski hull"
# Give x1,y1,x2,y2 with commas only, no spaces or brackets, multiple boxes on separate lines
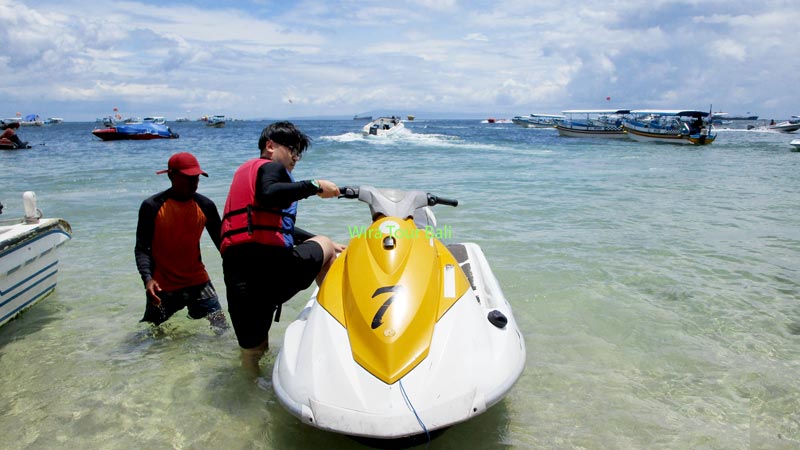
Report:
272,242,526,439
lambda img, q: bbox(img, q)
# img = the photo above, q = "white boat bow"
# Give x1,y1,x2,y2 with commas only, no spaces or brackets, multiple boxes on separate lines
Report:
1,192,71,327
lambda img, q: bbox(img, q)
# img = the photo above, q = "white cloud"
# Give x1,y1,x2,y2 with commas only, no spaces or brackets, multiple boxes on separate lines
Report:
463,33,488,42
710,39,747,62
0,0,798,119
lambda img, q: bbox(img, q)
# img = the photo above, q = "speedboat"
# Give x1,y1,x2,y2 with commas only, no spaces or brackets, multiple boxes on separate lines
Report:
362,117,404,137
790,139,800,151
512,113,565,128
92,122,179,140
623,110,716,145
554,109,631,138
769,118,800,133
1,192,71,327
273,186,526,440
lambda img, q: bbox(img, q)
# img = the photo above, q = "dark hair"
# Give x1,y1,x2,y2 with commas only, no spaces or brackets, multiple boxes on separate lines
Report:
258,121,311,155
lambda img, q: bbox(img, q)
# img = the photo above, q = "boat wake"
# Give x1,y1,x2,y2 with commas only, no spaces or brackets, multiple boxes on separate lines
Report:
321,129,461,147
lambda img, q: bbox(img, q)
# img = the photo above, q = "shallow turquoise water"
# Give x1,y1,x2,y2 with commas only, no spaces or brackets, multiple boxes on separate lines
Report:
1,120,798,449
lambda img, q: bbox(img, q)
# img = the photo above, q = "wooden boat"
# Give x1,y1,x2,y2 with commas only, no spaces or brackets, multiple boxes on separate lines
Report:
512,113,565,128
554,110,630,138
623,110,716,145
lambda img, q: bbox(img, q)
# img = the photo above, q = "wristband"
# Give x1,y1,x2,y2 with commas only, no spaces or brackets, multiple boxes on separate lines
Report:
311,179,322,193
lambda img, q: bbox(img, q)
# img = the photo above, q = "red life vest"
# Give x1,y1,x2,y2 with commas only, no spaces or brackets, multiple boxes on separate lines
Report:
220,158,297,254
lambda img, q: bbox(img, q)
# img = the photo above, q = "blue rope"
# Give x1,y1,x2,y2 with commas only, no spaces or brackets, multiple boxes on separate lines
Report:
399,379,431,445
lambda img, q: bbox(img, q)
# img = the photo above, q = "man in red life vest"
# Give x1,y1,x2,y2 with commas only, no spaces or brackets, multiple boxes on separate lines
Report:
135,152,228,333
221,121,344,376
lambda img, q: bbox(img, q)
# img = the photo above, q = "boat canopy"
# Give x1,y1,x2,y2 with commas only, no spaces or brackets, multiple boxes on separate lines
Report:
561,109,631,115
630,110,709,118
115,122,172,135
24,114,40,121
530,113,566,118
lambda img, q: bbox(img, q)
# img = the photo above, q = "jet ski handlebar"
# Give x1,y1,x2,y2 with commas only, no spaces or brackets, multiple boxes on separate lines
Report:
339,186,360,199
427,194,458,207
338,186,458,207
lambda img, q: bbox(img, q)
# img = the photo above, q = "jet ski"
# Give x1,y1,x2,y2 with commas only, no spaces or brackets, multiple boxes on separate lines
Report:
272,185,526,440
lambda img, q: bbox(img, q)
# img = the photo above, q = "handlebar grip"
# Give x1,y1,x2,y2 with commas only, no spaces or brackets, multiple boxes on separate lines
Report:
427,194,458,207
338,186,359,198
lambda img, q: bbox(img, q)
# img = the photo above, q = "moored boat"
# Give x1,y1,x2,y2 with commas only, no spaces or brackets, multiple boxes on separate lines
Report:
92,122,179,141
1,192,72,327
206,115,226,128
143,116,167,125
554,110,630,138
512,113,565,128
20,114,43,126
362,116,404,137
623,110,716,145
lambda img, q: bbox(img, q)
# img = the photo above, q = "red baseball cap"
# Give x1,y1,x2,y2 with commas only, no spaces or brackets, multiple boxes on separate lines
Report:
156,152,208,177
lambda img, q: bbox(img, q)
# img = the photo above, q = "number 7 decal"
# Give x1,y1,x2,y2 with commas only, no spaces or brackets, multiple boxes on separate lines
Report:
371,285,404,329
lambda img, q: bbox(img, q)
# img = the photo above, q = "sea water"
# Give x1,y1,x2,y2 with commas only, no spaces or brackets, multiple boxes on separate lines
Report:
0,120,798,449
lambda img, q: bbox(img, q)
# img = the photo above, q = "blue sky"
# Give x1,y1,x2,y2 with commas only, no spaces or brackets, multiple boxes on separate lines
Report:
1,0,798,121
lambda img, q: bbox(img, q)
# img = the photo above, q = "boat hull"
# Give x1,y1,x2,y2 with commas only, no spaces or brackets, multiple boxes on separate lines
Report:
362,118,405,137
273,242,525,439
92,123,179,141
92,129,177,140
513,120,556,128
1,218,72,327
624,126,716,145
555,124,627,138
769,122,800,133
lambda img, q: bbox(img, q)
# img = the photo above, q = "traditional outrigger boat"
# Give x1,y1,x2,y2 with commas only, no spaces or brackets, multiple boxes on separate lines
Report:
623,110,716,145
1,192,71,327
511,113,565,128
554,109,630,138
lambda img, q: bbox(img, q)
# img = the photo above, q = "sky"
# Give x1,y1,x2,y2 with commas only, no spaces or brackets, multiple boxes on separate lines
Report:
1,0,798,121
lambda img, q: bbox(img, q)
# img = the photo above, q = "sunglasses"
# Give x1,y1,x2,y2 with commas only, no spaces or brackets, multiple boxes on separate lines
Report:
272,140,302,159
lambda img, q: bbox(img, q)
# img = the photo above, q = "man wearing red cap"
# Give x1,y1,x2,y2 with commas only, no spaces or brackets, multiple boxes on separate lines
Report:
135,152,228,332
